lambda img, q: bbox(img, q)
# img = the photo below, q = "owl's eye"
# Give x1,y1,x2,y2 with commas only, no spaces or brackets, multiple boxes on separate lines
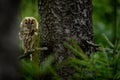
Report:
25,19,28,24
31,19,35,24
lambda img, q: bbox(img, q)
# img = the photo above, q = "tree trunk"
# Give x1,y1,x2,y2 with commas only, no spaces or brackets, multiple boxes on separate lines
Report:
38,0,95,79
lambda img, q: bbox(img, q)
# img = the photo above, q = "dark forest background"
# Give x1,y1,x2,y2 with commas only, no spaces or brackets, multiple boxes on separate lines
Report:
0,0,120,80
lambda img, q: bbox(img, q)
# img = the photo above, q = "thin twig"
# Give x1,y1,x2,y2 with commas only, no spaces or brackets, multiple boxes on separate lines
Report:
19,47,48,59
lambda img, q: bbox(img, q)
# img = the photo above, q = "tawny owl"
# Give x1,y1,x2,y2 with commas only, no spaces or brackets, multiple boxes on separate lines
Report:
19,17,38,55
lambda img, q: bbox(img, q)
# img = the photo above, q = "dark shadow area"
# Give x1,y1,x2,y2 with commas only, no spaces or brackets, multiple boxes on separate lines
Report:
0,0,20,80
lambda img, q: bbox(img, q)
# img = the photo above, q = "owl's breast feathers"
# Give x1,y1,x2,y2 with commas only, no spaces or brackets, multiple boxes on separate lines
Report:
30,29,36,36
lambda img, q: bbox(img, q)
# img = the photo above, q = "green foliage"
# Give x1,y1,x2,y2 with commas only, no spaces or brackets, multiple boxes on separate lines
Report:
64,38,120,80
19,0,38,19
20,55,61,80
93,0,113,45
93,0,120,46
20,60,39,80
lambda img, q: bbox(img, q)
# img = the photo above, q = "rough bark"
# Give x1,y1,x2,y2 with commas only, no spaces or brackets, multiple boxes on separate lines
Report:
38,0,95,79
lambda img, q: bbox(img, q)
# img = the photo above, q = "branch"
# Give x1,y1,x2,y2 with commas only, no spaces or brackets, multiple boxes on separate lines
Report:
19,47,48,59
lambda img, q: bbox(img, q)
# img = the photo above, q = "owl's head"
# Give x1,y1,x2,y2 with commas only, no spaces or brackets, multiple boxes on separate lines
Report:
20,17,38,32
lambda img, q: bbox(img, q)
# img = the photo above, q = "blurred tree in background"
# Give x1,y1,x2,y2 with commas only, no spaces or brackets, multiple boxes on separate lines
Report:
93,0,120,46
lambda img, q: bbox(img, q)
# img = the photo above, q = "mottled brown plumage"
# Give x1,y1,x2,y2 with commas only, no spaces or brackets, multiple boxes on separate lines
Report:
19,17,38,60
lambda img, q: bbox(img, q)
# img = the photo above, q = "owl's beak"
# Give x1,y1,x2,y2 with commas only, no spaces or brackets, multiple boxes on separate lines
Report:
27,24,32,28
23,27,30,33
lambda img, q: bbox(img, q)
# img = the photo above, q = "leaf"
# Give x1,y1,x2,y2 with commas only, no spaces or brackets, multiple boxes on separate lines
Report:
102,34,114,48
70,57,90,66
64,41,89,61
40,55,54,74
69,38,84,54
114,71,120,79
